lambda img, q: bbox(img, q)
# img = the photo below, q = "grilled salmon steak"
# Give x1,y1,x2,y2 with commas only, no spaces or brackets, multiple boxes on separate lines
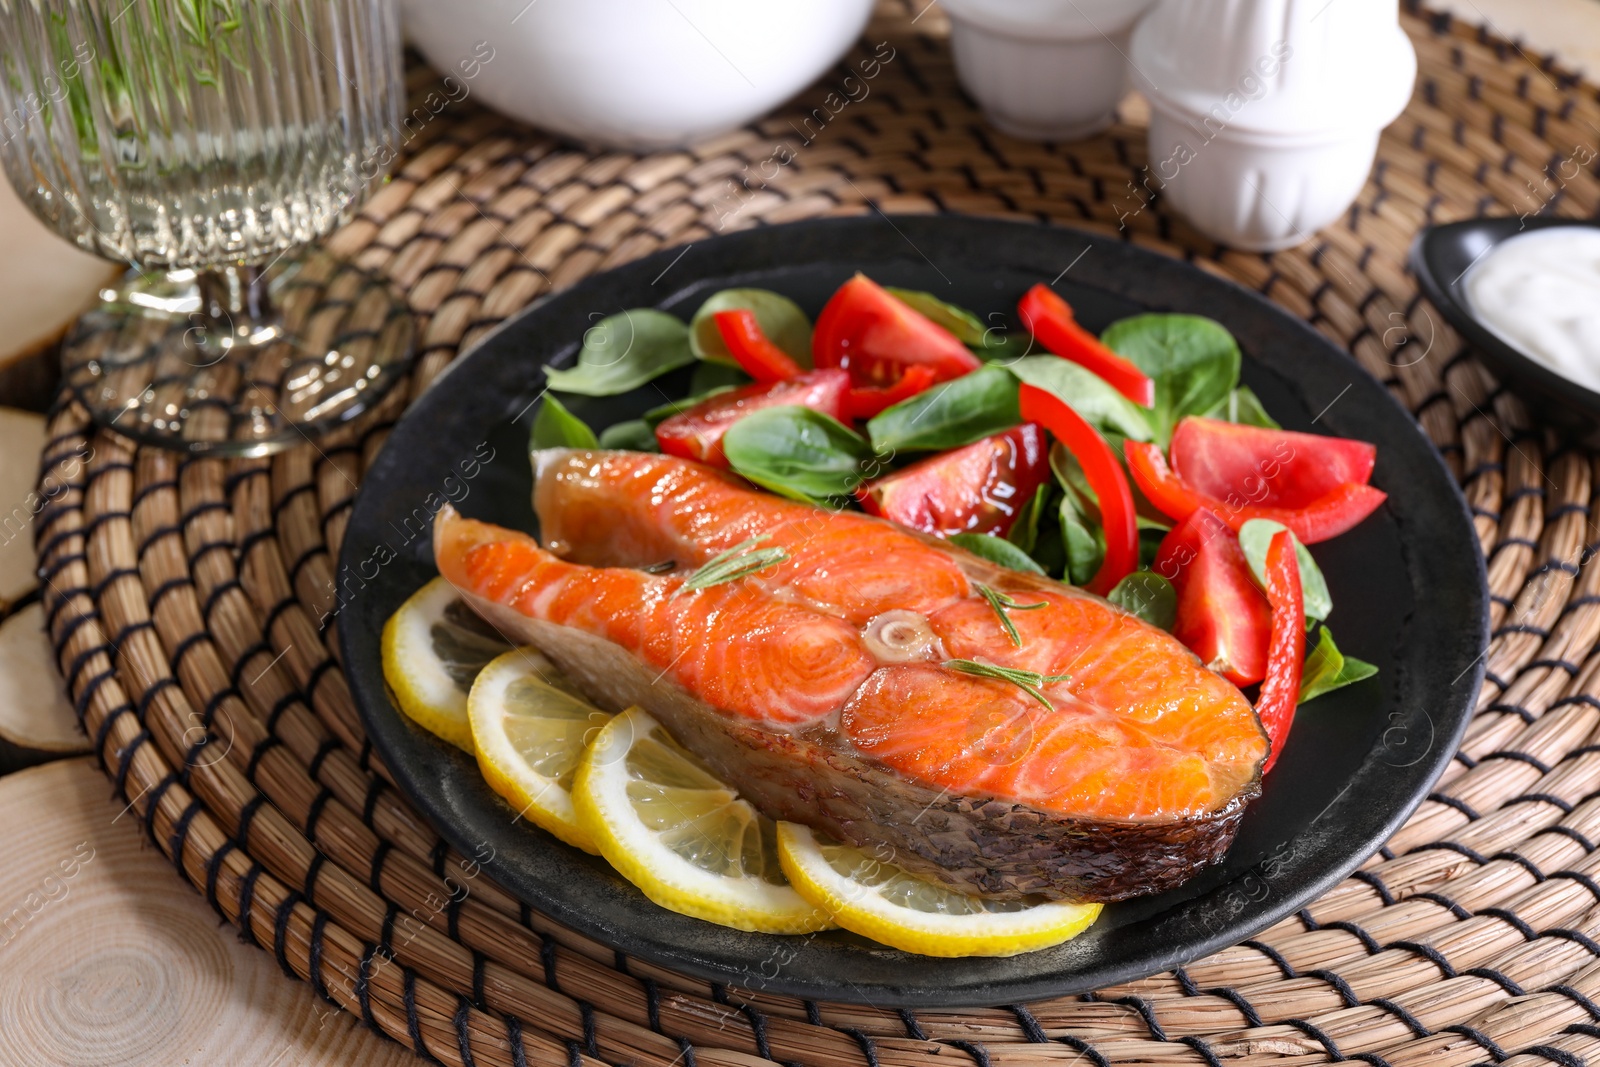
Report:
434,450,1269,902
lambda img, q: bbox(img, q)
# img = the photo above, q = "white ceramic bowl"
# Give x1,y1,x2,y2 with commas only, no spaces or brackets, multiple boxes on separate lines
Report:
399,0,877,151
941,0,1157,141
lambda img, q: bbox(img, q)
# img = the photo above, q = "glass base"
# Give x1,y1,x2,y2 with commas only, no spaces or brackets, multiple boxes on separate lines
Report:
61,250,414,457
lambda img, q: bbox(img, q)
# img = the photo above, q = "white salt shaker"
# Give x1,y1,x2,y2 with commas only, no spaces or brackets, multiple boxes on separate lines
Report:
941,0,1159,141
1128,0,1416,251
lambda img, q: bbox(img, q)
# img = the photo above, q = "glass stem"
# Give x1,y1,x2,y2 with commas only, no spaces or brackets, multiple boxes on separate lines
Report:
197,263,272,324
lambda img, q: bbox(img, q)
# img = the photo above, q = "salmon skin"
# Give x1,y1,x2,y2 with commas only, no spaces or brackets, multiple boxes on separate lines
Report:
434,449,1269,903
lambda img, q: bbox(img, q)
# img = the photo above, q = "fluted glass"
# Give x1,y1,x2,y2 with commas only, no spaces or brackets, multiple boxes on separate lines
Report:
0,0,403,270
0,0,413,456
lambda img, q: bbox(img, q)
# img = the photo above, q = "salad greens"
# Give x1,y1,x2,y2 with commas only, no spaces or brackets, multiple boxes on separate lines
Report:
1058,492,1105,588
888,288,1032,361
598,418,658,451
1300,627,1378,703
1101,314,1241,445
1007,357,1154,442
888,288,988,344
689,289,813,367
1234,518,1374,704
1238,519,1332,622
543,309,696,396
1205,386,1280,429
532,395,600,449
1005,485,1051,556
534,280,1378,710
948,533,1047,575
722,407,874,505
1107,572,1177,632
866,366,1021,454
689,359,752,394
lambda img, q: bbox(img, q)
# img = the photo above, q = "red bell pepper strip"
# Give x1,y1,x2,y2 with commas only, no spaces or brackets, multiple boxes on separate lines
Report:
1017,284,1155,407
845,365,937,420
1018,384,1137,596
1154,509,1272,686
1256,529,1306,774
713,309,804,384
1125,440,1387,545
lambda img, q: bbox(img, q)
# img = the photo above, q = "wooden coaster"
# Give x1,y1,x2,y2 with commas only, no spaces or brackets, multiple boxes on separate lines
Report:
0,759,417,1067
0,181,120,411
0,603,87,772
0,408,46,609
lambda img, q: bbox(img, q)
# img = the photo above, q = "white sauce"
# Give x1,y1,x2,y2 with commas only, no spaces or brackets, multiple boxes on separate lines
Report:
1464,227,1600,393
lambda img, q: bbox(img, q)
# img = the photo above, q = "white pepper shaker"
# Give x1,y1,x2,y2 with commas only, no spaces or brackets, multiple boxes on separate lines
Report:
1128,0,1416,251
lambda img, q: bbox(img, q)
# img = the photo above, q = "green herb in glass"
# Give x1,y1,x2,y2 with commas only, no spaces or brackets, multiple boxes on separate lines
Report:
975,584,1047,647
942,659,1071,708
676,535,788,596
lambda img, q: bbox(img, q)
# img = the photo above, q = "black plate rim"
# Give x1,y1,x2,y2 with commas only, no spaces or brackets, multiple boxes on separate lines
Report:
1411,215,1600,420
339,215,1488,1007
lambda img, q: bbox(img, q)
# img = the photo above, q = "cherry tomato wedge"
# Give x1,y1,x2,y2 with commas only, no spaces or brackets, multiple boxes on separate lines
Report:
1153,509,1271,686
857,424,1049,539
813,274,981,388
845,365,937,420
1170,416,1377,510
1256,528,1306,774
1017,284,1155,406
655,369,850,467
1126,440,1386,545
712,309,804,384
1018,385,1138,595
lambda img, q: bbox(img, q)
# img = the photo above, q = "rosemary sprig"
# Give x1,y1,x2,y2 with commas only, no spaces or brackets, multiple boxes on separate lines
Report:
943,659,1071,708
976,584,1047,648
675,535,788,596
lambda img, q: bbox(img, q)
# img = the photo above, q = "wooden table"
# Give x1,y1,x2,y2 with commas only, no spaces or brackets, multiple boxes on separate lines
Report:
0,3,1595,1064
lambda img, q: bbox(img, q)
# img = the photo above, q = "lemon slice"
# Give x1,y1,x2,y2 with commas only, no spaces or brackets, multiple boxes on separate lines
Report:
573,707,832,934
382,576,512,751
468,648,612,853
776,822,1102,957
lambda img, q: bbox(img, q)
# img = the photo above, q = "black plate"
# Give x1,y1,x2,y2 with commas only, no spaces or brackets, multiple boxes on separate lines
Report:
1412,216,1600,428
339,216,1487,1007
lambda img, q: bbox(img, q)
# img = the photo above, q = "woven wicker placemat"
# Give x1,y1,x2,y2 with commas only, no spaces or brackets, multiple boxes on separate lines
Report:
32,3,1600,1064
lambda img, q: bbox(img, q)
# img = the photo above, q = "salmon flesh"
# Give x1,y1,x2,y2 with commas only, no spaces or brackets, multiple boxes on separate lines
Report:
433,449,1269,903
